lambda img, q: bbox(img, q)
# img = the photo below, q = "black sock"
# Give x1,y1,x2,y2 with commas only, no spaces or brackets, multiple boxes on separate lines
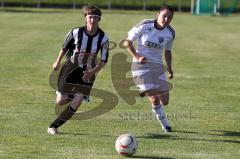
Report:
49,105,77,128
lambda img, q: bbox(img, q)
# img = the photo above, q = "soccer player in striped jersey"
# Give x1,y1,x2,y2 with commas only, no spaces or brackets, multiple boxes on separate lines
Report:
47,5,109,135
126,5,175,132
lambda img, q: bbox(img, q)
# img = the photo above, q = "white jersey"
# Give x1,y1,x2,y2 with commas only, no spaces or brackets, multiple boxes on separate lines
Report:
127,19,175,64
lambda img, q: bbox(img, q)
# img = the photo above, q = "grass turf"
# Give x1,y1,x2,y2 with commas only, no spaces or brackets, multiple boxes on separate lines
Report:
0,8,239,159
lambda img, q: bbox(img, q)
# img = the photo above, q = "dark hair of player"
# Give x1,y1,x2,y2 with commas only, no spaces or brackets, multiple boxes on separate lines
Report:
82,5,102,17
159,4,174,17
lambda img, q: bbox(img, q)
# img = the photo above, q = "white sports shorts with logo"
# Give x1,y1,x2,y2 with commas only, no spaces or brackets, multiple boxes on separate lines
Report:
131,62,169,94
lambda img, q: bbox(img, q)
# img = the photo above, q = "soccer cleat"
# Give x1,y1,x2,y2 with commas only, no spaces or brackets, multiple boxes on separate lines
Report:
159,117,172,133
165,126,172,132
152,106,172,133
83,95,90,102
47,127,58,135
162,126,172,133
139,91,145,98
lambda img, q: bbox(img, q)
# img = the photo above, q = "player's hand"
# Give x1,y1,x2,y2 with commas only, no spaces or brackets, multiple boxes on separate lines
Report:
136,56,147,64
83,70,93,83
53,61,60,71
167,68,174,79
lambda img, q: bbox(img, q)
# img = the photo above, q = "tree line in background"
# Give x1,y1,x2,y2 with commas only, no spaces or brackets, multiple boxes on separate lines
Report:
0,0,192,11
0,0,240,12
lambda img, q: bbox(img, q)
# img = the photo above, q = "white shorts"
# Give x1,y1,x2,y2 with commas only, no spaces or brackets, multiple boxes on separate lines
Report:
131,63,169,93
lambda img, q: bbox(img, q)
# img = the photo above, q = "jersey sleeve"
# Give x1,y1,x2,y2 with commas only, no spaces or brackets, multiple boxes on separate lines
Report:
100,35,109,63
127,24,143,42
165,26,175,51
165,38,174,51
62,30,74,51
127,19,153,42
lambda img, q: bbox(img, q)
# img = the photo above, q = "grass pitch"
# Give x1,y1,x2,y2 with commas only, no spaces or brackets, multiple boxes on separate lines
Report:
0,8,240,159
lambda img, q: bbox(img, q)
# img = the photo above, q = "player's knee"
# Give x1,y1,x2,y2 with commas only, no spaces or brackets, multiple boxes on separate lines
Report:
150,97,160,106
56,96,71,106
55,100,62,106
56,99,65,106
71,100,81,106
152,101,160,106
71,94,83,106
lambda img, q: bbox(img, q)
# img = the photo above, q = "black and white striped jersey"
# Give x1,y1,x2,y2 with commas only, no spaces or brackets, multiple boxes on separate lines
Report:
62,26,109,65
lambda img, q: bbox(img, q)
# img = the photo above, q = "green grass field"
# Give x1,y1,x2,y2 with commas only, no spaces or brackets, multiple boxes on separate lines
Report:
0,8,240,159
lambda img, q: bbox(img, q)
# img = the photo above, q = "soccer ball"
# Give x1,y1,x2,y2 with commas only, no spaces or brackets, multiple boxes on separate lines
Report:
115,134,138,157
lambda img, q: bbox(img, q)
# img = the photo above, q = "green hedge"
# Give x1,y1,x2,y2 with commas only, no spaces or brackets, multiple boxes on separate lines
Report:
3,0,191,8
2,0,240,12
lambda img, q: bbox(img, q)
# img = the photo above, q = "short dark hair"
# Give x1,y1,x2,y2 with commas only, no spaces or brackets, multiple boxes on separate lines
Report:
82,5,102,17
159,4,174,17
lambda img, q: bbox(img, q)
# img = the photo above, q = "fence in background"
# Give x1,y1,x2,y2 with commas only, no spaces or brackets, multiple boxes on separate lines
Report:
0,0,191,12
1,0,239,13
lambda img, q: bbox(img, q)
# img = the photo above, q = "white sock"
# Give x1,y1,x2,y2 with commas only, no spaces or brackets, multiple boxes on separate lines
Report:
152,104,170,129
152,104,165,120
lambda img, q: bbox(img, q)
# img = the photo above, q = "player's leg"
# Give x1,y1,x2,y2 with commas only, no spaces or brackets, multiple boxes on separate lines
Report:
150,69,171,132
159,91,169,106
132,66,171,132
148,93,171,132
55,91,72,106
48,93,84,134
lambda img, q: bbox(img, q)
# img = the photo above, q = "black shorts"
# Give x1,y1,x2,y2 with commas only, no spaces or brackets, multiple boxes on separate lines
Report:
58,60,95,96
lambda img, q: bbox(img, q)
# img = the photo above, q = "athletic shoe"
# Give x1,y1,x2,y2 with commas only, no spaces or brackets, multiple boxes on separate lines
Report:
83,95,90,102
151,106,172,132
164,126,172,132
47,127,58,135
139,91,145,97
159,117,172,133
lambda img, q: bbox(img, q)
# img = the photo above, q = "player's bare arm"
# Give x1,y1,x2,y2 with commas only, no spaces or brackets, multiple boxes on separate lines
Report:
53,48,67,71
126,40,147,64
164,49,173,79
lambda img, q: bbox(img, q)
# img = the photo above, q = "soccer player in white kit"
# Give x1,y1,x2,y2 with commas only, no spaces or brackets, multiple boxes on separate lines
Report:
126,5,175,132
